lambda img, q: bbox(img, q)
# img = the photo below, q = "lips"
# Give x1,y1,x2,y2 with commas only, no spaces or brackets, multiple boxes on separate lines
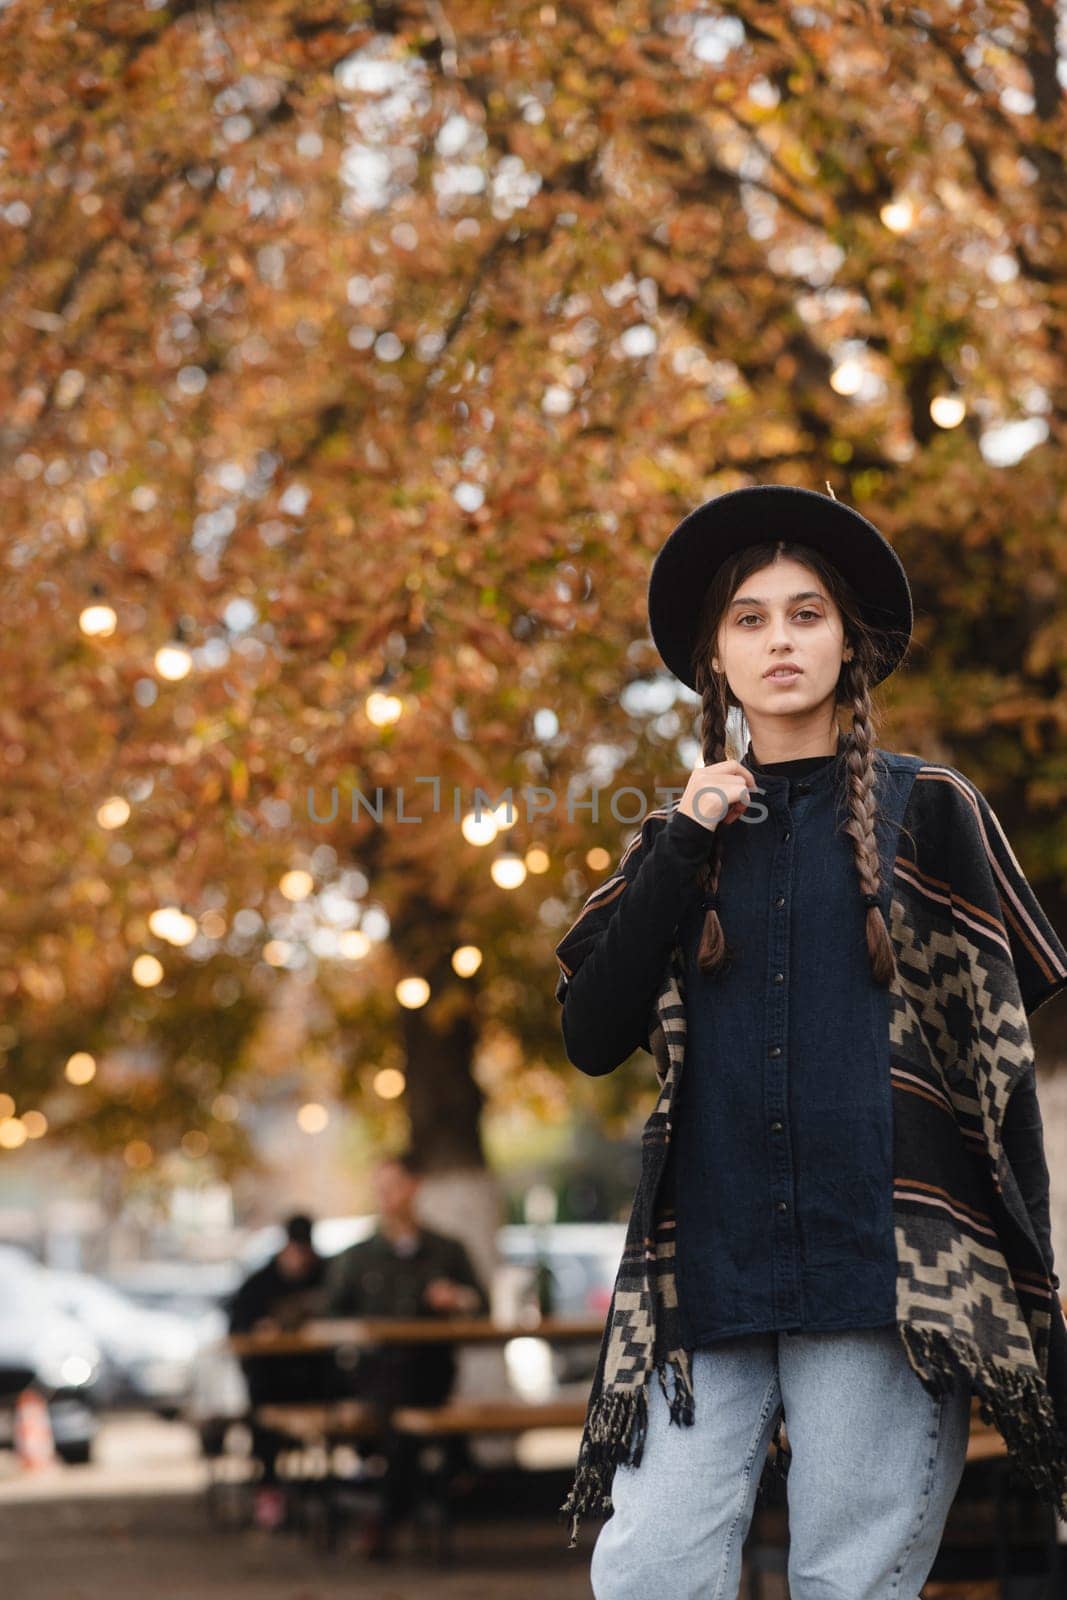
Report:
764,667,802,679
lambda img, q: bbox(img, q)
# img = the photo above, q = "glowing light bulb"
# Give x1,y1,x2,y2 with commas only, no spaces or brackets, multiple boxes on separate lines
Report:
155,644,192,681
79,604,117,638
491,853,527,889
297,1102,329,1134
830,360,864,397
930,394,966,429
97,796,130,829
132,953,164,987
279,869,314,901
365,691,403,726
65,1052,97,1085
148,907,198,946
396,976,430,1009
880,199,915,233
451,945,482,978
461,810,499,846
373,1068,406,1100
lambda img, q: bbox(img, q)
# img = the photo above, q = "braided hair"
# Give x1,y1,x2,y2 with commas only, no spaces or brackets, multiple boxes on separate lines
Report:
688,538,909,986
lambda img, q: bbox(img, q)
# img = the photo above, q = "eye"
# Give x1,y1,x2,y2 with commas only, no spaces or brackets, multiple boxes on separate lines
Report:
736,609,822,626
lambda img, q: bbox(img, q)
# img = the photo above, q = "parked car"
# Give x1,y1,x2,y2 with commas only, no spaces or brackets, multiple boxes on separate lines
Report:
497,1222,626,1318
0,1246,102,1464
104,1259,239,1328
46,1270,204,1417
496,1222,626,1397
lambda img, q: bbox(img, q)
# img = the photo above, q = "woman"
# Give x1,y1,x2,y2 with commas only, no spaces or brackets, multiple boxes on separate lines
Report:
554,484,1067,1598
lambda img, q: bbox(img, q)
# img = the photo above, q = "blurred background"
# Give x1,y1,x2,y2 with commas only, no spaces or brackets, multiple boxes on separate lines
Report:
0,2,1066,1596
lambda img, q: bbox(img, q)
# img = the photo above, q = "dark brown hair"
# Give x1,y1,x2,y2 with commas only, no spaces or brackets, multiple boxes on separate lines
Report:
690,538,911,987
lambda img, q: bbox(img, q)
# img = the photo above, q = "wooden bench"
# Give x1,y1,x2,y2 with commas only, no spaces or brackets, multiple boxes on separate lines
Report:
214,1401,388,1548
253,1399,384,1445
386,1398,589,1558
390,1398,589,1436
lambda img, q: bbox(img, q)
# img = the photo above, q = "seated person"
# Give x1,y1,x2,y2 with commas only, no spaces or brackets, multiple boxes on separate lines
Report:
322,1149,489,1552
228,1213,331,1529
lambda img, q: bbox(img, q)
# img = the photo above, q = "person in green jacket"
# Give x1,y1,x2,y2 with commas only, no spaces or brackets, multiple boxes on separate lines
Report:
323,1149,489,1553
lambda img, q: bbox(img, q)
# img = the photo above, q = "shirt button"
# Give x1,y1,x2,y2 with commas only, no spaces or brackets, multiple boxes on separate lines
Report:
782,830,791,841
768,1045,781,1058
773,972,784,983
776,1200,788,1213
770,1120,783,1133
796,783,811,795
775,895,785,908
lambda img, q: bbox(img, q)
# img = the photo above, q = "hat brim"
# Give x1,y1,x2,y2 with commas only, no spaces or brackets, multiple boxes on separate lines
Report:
647,484,913,691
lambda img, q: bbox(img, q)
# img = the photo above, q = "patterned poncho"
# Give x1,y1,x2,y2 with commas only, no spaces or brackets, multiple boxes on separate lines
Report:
553,753,1067,1548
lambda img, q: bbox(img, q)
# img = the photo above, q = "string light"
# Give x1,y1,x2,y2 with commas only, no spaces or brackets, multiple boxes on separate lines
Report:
373,1068,406,1100
154,643,193,681
97,797,130,830
279,869,314,901
365,691,403,726
148,907,198,946
79,604,117,638
396,976,430,1008
491,852,526,889
297,1102,329,1133
65,1052,97,1085
132,954,164,987
451,945,482,978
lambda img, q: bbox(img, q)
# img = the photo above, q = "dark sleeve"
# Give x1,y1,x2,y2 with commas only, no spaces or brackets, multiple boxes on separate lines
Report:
320,1249,360,1316
1002,1067,1058,1287
227,1266,269,1335
554,807,715,1077
444,1238,490,1314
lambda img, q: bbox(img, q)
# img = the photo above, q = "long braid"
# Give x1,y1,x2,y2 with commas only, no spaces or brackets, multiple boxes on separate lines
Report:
838,657,897,985
692,657,732,975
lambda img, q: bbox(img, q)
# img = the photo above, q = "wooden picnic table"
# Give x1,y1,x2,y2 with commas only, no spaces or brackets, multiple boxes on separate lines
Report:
228,1313,606,1356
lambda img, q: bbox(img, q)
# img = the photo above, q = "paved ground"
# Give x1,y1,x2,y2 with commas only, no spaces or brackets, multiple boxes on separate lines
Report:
0,1489,607,1600
0,1415,608,1599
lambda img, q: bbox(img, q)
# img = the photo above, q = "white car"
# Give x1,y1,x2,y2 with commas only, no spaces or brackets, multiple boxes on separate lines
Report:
47,1271,205,1416
0,1247,103,1464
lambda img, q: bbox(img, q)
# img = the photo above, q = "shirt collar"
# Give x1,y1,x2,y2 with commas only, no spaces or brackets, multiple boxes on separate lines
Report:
742,737,849,796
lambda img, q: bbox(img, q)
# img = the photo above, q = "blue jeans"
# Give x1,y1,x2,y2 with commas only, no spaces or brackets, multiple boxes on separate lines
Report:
590,1325,972,1600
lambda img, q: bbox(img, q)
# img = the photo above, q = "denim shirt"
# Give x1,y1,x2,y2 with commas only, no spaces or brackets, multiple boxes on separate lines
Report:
670,741,908,1345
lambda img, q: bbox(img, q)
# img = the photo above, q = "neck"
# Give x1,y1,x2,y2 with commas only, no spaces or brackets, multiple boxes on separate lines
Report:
745,723,843,766
380,1216,419,1244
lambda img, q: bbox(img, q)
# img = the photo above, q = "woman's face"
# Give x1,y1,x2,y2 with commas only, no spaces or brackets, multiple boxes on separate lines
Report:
711,556,851,723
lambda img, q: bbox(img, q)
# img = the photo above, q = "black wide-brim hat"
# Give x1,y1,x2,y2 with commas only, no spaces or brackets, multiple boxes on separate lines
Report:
647,484,913,691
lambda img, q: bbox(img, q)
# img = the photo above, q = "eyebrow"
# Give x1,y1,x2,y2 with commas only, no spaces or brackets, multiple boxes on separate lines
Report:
729,591,825,608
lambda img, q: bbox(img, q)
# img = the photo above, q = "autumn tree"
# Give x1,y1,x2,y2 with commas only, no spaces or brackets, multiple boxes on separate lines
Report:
0,1,1064,1197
